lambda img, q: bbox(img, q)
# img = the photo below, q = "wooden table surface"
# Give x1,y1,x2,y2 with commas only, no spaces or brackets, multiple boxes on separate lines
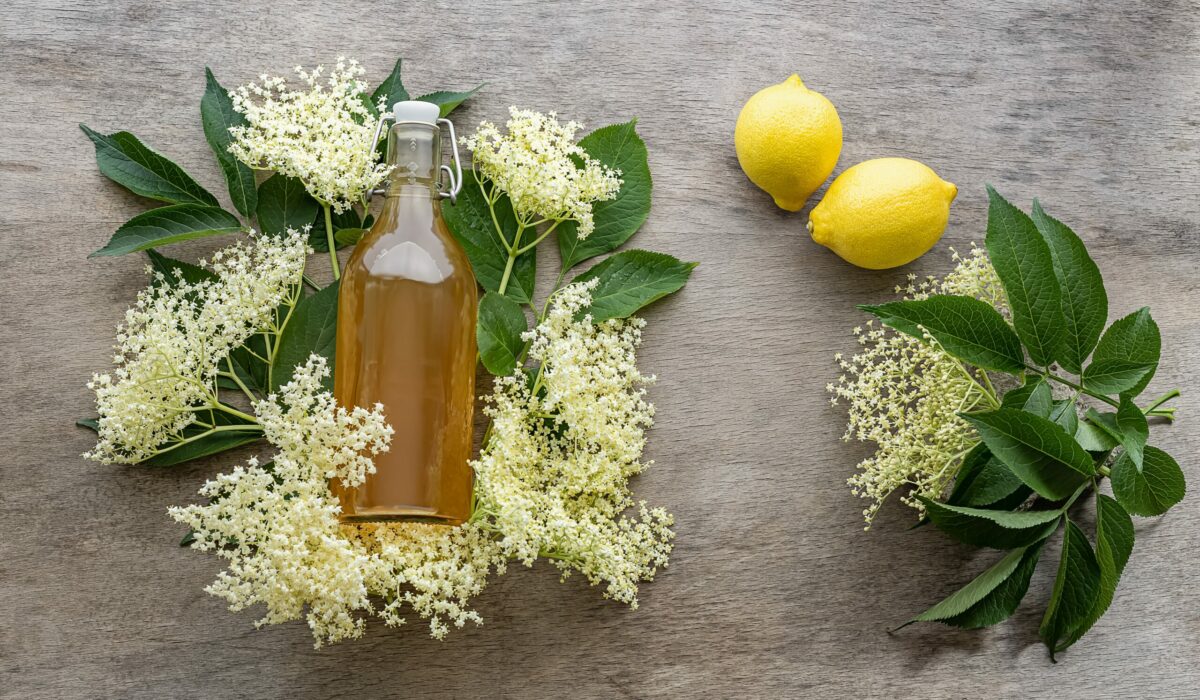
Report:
3,1,1199,697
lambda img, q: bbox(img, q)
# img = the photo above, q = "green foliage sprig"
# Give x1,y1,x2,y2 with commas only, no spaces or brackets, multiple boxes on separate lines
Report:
863,187,1184,660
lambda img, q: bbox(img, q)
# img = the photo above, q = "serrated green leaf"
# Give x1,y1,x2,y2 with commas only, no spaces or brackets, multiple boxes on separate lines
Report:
1115,395,1148,470
143,418,263,467
962,408,1094,500
91,204,242,257
1111,446,1185,516
557,120,653,269
959,459,1029,508
1050,398,1079,435
442,170,536,304
145,248,216,286
1001,376,1052,417
859,295,1025,373
1090,307,1160,397
80,125,219,206
415,85,483,117
257,174,320,237
1030,201,1107,374
985,186,1064,367
311,208,364,252
947,443,993,504
1059,494,1133,647
907,545,1026,625
1040,519,1102,659
1082,359,1155,396
201,68,257,217
1075,418,1118,452
919,497,1063,549
571,249,696,322
372,58,410,108
477,292,528,376
945,540,1046,628
333,227,366,248
271,282,339,392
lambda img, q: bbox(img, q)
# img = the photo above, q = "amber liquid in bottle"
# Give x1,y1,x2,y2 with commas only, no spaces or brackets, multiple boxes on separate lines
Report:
332,118,477,524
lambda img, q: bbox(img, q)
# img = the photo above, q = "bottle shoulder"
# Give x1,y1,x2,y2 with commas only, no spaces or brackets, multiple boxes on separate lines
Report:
346,204,474,286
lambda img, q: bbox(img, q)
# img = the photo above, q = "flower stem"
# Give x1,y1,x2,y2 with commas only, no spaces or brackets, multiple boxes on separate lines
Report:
497,222,526,295
514,219,562,256
323,203,340,280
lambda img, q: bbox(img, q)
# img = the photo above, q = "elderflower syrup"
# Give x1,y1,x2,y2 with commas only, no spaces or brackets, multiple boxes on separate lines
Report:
332,101,476,524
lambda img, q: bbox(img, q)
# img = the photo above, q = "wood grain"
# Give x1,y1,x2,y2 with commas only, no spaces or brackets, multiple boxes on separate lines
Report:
2,1,1199,697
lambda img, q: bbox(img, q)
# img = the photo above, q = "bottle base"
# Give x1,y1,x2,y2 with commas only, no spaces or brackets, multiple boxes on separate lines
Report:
337,507,466,526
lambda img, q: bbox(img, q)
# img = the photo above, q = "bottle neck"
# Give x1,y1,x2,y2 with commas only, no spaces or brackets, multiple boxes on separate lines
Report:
384,122,441,197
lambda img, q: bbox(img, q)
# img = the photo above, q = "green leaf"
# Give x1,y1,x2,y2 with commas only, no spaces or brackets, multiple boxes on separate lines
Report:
919,497,1062,549
226,331,271,395
1030,201,1107,374
858,295,1025,374
1082,360,1155,396
962,408,1094,500
1059,494,1134,647
179,530,197,547
557,120,653,269
77,417,100,431
143,431,262,466
91,204,242,257
311,208,364,252
146,249,216,286
442,170,536,304
477,292,528,376
333,227,367,248
1001,376,1052,418
1089,307,1161,397
571,249,696,322
1115,395,1148,470
909,541,1046,629
256,174,320,237
960,460,1029,508
80,125,218,206
984,186,1064,367
906,547,1024,623
1040,519,1102,659
1111,446,1186,516
271,282,339,392
1078,410,1120,451
200,68,257,217
415,85,483,117
1050,398,1079,435
371,58,409,108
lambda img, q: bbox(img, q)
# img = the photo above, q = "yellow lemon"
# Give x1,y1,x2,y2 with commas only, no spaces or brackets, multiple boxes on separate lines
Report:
735,74,842,211
808,158,957,269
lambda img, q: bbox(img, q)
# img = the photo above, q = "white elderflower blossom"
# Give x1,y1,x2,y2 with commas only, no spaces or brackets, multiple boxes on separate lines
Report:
472,281,673,605
465,108,622,238
228,58,390,212
348,522,505,639
85,231,308,464
830,247,1008,527
169,355,394,647
254,356,392,487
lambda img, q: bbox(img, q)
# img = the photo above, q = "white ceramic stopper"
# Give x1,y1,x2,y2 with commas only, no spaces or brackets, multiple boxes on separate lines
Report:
392,100,440,124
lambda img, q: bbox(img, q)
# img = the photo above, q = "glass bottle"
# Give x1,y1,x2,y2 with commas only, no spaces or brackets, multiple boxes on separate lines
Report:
332,101,477,524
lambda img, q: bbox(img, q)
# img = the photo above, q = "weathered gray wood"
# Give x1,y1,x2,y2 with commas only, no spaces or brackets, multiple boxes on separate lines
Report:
2,1,1199,697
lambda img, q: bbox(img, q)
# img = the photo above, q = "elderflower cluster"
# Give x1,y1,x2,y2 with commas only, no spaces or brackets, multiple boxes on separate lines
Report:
829,247,1008,527
464,107,622,238
85,231,308,464
472,280,673,604
228,57,390,212
169,357,393,646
